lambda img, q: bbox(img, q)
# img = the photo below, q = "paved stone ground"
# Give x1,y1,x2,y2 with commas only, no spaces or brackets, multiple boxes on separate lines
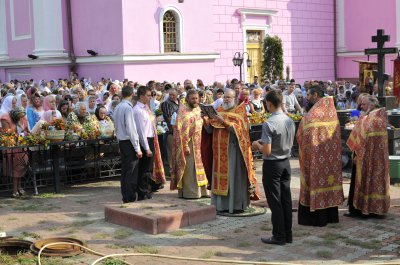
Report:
0,158,400,265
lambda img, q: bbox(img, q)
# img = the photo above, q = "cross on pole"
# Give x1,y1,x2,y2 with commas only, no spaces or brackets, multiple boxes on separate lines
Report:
365,29,398,97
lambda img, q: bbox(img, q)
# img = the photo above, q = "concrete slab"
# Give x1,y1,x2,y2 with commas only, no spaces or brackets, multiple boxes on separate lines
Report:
105,194,216,234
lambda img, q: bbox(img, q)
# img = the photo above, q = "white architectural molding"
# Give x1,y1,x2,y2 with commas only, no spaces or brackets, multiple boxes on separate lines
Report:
237,8,277,24
337,51,377,57
77,53,220,64
396,0,400,47
0,57,71,68
32,0,66,57
241,25,270,83
0,53,219,67
337,0,346,52
10,0,32,41
0,0,9,60
159,6,184,53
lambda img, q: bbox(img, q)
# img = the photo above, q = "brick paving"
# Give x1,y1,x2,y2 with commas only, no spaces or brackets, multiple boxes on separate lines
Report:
0,158,399,264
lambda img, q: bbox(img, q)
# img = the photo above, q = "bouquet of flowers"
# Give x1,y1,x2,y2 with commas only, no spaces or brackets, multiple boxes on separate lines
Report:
155,108,163,117
0,129,18,147
288,113,303,122
249,113,271,125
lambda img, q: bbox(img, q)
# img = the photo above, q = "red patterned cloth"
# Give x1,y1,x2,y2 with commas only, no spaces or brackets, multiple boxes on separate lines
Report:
210,103,260,200
347,108,390,215
296,97,344,211
170,104,207,190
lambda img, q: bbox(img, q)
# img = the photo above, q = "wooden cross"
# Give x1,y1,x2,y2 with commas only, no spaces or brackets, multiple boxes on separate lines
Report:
365,29,398,97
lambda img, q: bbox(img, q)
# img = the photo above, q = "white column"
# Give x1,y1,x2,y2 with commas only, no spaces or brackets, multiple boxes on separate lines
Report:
33,0,66,57
337,0,346,52
396,0,400,47
0,0,9,60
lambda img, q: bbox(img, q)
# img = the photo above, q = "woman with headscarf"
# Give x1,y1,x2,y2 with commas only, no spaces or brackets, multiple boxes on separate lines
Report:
0,95,17,117
16,94,28,110
41,95,61,122
1,106,29,198
95,105,114,138
26,93,44,130
66,102,99,137
86,95,97,114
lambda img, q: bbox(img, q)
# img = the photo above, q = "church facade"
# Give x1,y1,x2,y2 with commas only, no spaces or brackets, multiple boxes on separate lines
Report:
0,0,397,84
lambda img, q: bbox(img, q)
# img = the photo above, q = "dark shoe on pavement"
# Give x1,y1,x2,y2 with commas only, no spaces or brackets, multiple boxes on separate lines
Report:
261,236,286,245
286,237,293,243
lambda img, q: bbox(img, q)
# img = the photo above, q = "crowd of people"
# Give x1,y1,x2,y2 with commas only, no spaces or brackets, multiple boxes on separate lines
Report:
0,74,391,246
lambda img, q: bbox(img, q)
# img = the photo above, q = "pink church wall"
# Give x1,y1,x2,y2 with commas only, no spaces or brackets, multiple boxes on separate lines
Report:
6,0,35,59
76,64,125,82
212,0,335,84
5,66,69,82
121,0,214,54
70,0,123,57
124,61,216,85
338,0,397,80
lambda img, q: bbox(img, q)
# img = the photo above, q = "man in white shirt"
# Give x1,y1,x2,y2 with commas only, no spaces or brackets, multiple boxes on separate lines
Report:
113,86,143,203
133,86,155,200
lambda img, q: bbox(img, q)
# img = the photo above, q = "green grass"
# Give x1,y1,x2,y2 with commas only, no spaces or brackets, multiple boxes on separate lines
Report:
13,203,43,211
35,193,65,199
19,231,41,239
237,241,252,247
75,199,91,205
344,238,381,249
316,250,333,259
119,204,128,208
75,212,90,218
293,230,311,237
170,230,189,236
304,240,322,246
199,250,220,259
135,244,159,254
259,225,271,231
319,232,347,241
66,220,96,228
92,233,110,239
102,258,126,265
113,228,133,240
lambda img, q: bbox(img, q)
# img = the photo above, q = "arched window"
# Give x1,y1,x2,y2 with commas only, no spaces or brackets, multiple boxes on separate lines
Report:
160,7,183,53
163,11,177,52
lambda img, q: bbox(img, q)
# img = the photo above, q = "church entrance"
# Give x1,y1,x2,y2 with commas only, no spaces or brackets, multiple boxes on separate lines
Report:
246,30,263,84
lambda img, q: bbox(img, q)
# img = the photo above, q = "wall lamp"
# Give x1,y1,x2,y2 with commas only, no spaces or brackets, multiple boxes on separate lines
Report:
28,54,38,60
87,50,98,56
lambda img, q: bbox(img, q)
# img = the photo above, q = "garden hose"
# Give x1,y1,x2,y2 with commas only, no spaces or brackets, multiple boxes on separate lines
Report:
37,241,400,265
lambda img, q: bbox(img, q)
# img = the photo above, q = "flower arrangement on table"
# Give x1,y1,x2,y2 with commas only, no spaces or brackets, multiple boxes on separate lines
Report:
287,113,303,122
249,113,271,125
0,129,48,147
41,118,66,142
65,112,100,140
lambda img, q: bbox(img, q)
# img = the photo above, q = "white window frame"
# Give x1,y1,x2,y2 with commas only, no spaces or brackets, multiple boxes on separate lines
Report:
159,6,183,53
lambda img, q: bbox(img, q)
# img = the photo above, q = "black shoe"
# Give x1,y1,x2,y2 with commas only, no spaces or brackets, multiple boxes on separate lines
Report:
286,237,293,243
122,193,137,203
343,212,368,219
261,236,286,245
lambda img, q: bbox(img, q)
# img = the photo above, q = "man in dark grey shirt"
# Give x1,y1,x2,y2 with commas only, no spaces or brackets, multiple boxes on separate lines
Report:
252,90,295,245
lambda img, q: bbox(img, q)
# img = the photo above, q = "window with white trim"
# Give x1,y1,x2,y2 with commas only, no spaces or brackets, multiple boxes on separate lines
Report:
161,8,182,53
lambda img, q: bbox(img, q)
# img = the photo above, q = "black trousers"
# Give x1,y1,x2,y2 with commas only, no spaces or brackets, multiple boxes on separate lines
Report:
138,137,155,197
119,140,139,202
348,160,363,215
262,158,292,242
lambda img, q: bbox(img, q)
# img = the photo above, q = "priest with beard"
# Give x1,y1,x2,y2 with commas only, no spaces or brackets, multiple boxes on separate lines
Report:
297,85,344,226
170,90,209,199
209,89,260,213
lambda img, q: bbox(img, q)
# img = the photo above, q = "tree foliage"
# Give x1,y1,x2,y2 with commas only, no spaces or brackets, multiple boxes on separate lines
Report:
262,35,284,82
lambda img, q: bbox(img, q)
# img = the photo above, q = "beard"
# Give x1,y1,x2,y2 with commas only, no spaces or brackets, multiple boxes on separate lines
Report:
305,101,314,112
188,102,199,109
222,101,236,110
